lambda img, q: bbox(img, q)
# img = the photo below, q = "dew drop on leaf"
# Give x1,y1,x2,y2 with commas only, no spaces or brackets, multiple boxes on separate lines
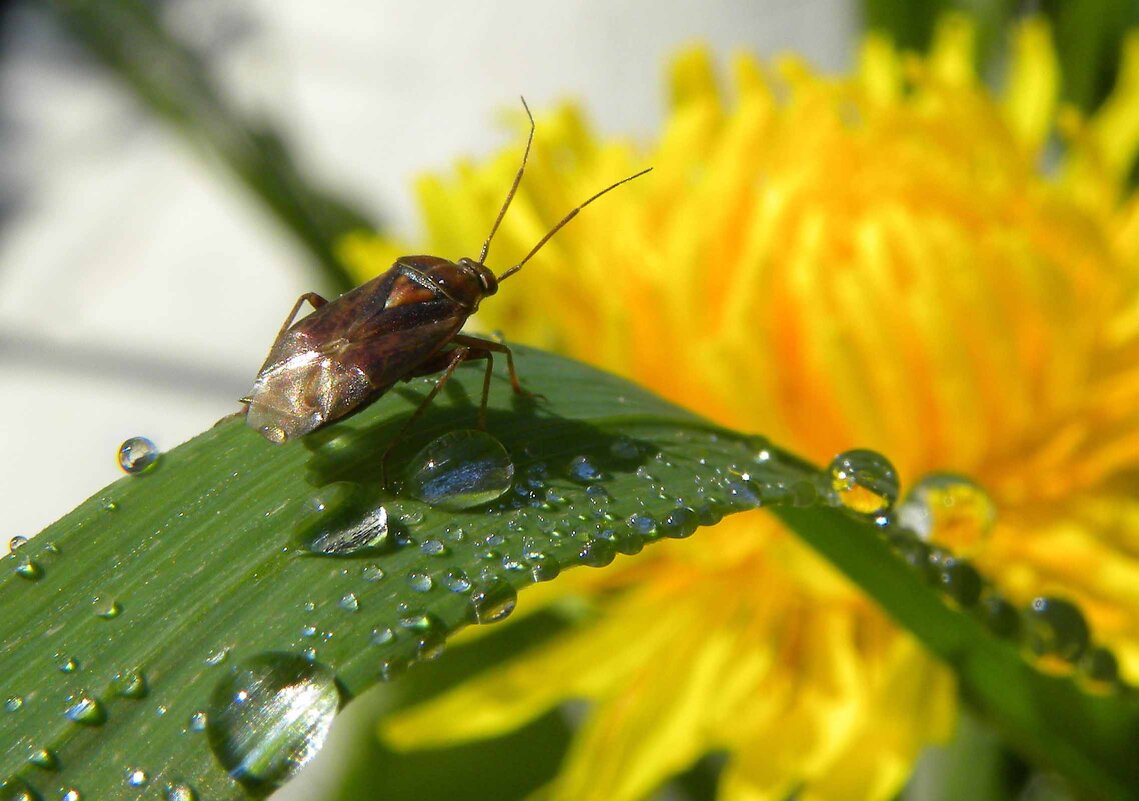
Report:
568,455,604,483
118,436,159,474
205,652,340,791
407,429,514,510
406,571,433,593
7,536,27,553
296,482,391,557
65,694,106,726
165,782,198,801
896,473,995,553
0,777,37,801
28,748,58,770
338,592,360,612
110,670,148,699
1026,596,1090,664
1079,646,1121,693
125,768,148,787
3,696,22,713
14,559,43,581
467,577,517,624
828,449,899,515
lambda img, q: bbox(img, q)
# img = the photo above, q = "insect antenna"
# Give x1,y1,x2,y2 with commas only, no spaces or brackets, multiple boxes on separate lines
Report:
479,96,536,266
496,166,652,283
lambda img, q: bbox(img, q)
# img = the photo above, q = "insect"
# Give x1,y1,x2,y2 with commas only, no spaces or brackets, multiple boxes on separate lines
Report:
243,98,650,475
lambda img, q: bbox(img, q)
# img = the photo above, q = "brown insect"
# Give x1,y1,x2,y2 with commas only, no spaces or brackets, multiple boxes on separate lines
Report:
243,98,650,475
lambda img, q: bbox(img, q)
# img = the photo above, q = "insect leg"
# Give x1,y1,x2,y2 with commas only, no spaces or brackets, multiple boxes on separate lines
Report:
451,334,528,395
275,292,328,341
381,345,472,487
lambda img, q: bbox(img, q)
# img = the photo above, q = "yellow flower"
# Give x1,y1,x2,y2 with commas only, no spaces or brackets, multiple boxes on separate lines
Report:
339,17,1139,800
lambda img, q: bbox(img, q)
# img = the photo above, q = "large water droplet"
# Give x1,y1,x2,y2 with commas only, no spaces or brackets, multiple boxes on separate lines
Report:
65,695,106,726
467,578,517,624
1025,596,1089,664
828,449,898,515
896,473,995,553
296,483,391,557
205,652,340,791
407,429,514,510
8,536,27,553
118,437,159,474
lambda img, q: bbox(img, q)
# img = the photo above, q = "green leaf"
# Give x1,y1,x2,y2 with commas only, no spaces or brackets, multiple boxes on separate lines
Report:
1,346,1137,800
0,345,762,800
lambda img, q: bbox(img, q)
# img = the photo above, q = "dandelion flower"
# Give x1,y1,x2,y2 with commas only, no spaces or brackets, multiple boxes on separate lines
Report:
339,17,1139,800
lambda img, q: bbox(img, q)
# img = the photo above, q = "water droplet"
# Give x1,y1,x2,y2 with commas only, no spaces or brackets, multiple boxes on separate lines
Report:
125,768,148,787
8,536,27,553
339,593,360,612
188,711,208,732
896,473,995,553
62,789,81,801
205,648,230,667
979,594,1021,639
118,436,159,474
828,449,899,515
443,568,471,592
29,748,59,771
297,483,391,557
398,610,447,660
14,559,43,581
102,499,119,512
4,696,23,712
205,652,340,791
1080,646,1120,692
406,571,433,593
57,656,79,673
407,429,514,510
568,455,604,483
626,514,657,539
1025,596,1089,664
361,564,385,582
0,778,37,801
65,695,106,726
932,557,983,608
467,578,517,624
420,539,448,556
528,553,560,582
610,438,640,461
578,538,617,568
94,599,122,619
370,627,395,646
110,670,148,699
165,782,197,801
658,507,698,539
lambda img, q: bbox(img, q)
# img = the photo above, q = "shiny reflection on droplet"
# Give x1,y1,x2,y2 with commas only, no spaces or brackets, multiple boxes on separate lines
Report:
828,449,899,515
205,652,340,791
896,472,995,554
118,437,160,474
407,429,514,510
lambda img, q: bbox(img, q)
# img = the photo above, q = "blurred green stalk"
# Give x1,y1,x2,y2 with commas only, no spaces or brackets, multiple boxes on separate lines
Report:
44,0,369,293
